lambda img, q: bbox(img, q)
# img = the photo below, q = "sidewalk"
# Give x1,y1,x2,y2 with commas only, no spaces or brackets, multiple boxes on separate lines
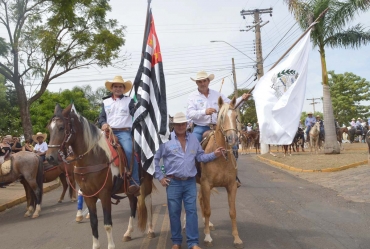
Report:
0,180,60,212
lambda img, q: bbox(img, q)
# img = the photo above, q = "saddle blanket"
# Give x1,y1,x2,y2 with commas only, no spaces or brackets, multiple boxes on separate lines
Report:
0,160,11,176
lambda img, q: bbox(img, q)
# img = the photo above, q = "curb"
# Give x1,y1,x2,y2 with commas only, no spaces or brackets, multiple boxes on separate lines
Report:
256,156,368,173
0,182,60,212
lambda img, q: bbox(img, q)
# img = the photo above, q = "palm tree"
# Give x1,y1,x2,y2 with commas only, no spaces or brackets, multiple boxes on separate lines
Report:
284,0,370,154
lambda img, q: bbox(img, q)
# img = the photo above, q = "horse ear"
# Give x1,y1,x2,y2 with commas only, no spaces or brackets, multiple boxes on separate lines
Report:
230,96,236,108
218,96,224,109
54,103,62,115
62,104,73,117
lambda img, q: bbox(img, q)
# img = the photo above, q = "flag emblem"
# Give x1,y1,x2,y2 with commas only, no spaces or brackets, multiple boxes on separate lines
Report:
270,69,299,99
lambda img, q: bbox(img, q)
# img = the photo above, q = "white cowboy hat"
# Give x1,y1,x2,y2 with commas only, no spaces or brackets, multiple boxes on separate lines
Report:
105,76,132,94
307,112,313,115
32,132,47,143
247,123,251,125
316,115,320,118
358,117,361,120
171,112,190,124
190,71,215,82
352,118,355,120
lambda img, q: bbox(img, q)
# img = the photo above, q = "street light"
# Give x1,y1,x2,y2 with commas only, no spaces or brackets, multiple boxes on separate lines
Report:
210,40,256,62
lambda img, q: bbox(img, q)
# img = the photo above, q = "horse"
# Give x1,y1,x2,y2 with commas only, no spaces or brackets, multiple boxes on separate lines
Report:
199,96,243,248
337,127,349,150
348,126,364,143
0,151,43,218
46,104,147,249
44,159,77,203
309,122,320,154
239,130,260,154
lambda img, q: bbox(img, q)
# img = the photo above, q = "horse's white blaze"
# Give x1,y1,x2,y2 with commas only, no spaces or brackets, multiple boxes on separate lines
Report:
92,236,100,249
145,194,154,233
104,225,115,249
50,120,56,130
204,234,212,243
124,216,134,237
227,110,234,129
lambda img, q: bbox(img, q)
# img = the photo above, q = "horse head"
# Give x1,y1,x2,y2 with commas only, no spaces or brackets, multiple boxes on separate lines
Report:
217,96,238,147
46,104,76,165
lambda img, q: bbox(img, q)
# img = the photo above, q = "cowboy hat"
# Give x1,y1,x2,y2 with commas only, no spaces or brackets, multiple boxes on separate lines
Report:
316,115,320,118
247,123,251,125
32,132,47,143
352,118,355,121
190,71,215,82
358,117,361,120
171,112,190,124
105,76,132,94
307,112,313,115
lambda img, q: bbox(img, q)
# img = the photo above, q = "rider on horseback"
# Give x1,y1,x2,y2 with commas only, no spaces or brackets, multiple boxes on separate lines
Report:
356,118,364,135
305,112,316,140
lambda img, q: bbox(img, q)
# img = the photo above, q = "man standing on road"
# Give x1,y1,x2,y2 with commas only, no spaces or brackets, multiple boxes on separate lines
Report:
32,132,48,161
154,112,224,249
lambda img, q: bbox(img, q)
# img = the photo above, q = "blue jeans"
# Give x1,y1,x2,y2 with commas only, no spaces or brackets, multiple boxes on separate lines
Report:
306,125,312,137
167,177,199,248
113,130,139,186
193,125,210,142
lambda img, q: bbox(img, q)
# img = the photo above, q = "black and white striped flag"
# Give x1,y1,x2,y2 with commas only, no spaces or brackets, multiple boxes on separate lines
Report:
132,10,169,174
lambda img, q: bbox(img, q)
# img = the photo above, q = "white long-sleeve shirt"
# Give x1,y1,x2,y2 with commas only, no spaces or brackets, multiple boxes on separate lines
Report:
187,89,243,126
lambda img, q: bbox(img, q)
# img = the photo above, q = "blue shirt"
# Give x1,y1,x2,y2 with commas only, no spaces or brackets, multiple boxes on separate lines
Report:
154,131,216,181
305,116,316,127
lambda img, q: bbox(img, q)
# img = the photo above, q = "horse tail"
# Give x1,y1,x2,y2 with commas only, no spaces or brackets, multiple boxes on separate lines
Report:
137,172,153,232
35,156,44,205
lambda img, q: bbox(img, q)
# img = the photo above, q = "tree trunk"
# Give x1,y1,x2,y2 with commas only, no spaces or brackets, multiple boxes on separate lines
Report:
15,82,33,140
320,46,340,154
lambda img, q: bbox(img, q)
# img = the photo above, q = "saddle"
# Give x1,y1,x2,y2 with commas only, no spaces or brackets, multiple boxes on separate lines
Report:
195,130,216,178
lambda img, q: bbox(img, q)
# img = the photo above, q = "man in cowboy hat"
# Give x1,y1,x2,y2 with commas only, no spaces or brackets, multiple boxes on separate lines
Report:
98,75,140,196
246,123,252,132
33,132,48,161
316,115,325,140
350,118,356,128
356,117,364,135
304,112,316,140
154,112,224,249
187,71,251,142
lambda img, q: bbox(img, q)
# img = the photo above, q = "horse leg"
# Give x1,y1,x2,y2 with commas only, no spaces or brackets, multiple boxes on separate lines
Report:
70,175,77,202
227,184,243,248
58,173,68,203
85,196,101,249
21,179,34,217
137,173,154,238
123,194,138,242
200,183,213,247
145,194,155,238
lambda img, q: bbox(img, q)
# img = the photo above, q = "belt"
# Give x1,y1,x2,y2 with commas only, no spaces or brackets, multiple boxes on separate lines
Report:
167,175,193,181
111,127,131,131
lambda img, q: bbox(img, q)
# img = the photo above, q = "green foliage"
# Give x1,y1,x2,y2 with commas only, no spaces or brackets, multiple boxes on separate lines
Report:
30,87,101,133
328,71,370,126
228,89,257,127
0,75,22,136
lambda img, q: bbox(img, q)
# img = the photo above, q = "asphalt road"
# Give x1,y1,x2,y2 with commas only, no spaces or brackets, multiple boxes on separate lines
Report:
1,155,370,249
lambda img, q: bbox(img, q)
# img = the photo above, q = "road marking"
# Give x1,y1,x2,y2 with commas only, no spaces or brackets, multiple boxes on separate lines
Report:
156,205,170,249
140,204,162,249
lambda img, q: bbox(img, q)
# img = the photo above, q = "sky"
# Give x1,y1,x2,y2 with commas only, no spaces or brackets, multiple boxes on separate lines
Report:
7,0,370,117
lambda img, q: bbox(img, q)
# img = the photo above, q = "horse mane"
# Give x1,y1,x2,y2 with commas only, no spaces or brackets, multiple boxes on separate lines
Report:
216,103,230,127
70,111,111,161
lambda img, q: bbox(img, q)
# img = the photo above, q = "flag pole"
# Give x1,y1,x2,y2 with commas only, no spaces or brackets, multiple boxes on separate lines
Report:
219,78,225,92
234,7,328,109
128,0,152,97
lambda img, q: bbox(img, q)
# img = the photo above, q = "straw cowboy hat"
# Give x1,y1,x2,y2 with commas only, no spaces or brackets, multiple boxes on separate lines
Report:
105,76,132,94
358,117,361,120
316,115,321,118
247,123,251,125
307,112,313,115
32,132,47,143
190,71,215,82
352,118,355,121
171,112,190,124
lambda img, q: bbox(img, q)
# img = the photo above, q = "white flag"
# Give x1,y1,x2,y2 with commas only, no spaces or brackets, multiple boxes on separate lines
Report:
254,30,312,145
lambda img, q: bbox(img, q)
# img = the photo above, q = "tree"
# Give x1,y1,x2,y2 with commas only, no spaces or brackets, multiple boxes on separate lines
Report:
284,0,370,154
0,0,126,139
328,71,370,126
228,89,257,128
30,87,101,134
0,74,22,136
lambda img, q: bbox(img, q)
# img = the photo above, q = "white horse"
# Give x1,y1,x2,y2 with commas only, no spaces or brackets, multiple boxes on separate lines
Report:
309,122,320,154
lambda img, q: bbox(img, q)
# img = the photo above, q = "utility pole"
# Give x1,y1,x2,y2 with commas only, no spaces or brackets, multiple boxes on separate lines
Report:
240,8,272,80
241,8,272,154
307,97,321,113
232,58,242,131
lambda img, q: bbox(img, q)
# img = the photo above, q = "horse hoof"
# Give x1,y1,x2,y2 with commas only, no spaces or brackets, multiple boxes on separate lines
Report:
209,225,215,231
32,214,39,219
204,241,213,247
147,232,155,239
85,213,90,219
234,242,244,249
122,236,132,242
58,200,62,203
76,216,83,223
71,198,77,202
24,213,31,218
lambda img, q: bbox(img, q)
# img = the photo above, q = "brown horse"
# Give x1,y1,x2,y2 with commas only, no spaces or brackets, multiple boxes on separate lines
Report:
337,127,348,150
44,160,77,202
239,130,260,154
0,151,43,218
199,96,243,248
46,104,146,249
